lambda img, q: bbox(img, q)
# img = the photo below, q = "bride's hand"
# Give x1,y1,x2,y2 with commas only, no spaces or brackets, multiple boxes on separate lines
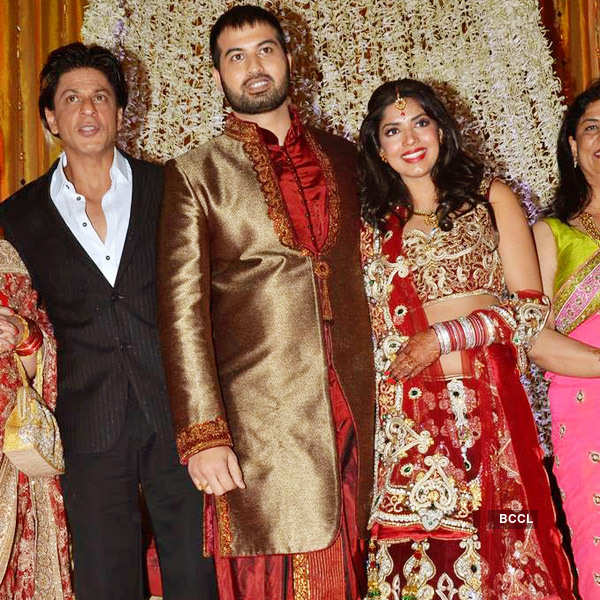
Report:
387,329,441,380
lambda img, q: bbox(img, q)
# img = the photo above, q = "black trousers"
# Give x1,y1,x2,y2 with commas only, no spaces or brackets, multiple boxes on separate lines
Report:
61,400,218,600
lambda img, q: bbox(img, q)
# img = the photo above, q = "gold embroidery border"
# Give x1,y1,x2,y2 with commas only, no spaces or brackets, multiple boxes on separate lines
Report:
292,553,311,600
0,240,29,275
226,115,297,250
304,128,341,255
224,114,342,258
216,495,233,556
176,416,232,462
554,248,600,334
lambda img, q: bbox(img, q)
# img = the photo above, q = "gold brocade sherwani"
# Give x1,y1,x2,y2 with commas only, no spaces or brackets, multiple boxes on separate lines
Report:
157,115,375,557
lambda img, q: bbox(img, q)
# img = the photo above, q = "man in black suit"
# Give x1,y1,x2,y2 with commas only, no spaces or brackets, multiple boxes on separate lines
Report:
0,43,217,600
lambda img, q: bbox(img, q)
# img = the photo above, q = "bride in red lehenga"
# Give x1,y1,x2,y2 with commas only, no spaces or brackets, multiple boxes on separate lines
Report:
0,239,72,599
358,79,575,599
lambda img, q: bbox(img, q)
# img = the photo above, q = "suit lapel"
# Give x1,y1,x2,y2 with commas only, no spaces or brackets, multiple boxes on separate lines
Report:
114,156,145,287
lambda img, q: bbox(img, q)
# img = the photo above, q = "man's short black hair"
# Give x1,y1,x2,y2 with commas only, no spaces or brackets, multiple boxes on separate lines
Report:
39,42,128,131
210,4,288,69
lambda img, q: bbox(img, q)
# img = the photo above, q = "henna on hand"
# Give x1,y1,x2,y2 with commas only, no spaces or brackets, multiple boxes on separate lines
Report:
388,328,441,380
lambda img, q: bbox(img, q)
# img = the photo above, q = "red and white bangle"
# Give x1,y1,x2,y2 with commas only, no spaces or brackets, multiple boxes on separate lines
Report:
431,312,496,355
14,316,43,357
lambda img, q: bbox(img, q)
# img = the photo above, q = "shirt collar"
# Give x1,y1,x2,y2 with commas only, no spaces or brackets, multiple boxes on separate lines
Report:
51,147,131,199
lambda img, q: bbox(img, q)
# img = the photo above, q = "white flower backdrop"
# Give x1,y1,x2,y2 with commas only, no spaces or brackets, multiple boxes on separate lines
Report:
82,0,564,453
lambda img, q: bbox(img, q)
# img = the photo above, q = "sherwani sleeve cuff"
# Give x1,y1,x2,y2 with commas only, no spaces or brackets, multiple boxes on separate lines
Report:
176,416,233,464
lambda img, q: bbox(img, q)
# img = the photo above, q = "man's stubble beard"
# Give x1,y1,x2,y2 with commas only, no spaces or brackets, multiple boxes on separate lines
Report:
221,65,290,115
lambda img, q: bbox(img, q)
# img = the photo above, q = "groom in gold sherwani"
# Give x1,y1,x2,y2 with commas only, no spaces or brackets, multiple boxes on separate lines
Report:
157,5,375,598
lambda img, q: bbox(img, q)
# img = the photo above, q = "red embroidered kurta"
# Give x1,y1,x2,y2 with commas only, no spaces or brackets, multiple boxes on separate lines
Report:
212,110,365,600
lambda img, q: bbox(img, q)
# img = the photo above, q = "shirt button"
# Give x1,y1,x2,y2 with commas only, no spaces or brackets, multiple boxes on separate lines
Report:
82,222,88,227
105,256,110,261
76,196,81,201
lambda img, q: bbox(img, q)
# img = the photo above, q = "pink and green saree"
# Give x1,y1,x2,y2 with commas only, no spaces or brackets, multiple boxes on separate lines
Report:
544,216,600,599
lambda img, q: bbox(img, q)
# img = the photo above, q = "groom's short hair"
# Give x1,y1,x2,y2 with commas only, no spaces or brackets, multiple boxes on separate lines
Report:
210,4,288,69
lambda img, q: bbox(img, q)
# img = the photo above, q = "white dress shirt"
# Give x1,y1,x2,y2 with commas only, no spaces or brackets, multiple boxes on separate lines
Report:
50,148,132,286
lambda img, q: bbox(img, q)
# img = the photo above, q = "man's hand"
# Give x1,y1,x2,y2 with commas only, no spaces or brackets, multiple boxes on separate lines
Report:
188,445,246,496
388,328,441,381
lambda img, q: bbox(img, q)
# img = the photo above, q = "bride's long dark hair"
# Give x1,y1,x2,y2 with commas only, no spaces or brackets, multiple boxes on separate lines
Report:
359,79,486,231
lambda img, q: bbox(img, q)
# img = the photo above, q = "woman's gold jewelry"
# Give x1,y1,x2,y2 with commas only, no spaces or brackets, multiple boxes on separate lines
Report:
573,155,578,168
394,92,407,114
379,149,388,164
412,208,438,227
579,211,600,241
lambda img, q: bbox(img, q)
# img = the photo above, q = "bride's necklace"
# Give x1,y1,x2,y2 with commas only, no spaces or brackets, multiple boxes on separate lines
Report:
579,211,600,242
412,208,438,227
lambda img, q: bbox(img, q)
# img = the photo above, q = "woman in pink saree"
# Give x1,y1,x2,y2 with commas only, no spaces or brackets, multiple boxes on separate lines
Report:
0,239,72,599
533,81,600,599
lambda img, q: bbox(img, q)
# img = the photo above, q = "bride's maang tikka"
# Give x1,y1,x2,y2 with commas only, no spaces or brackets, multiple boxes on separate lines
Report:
394,91,407,115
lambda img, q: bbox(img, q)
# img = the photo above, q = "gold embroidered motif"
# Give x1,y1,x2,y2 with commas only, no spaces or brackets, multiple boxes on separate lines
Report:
292,553,311,600
375,541,394,599
32,478,66,599
370,384,480,533
436,572,458,600
176,416,232,461
594,573,600,585
408,454,460,531
453,535,482,597
400,540,435,600
500,537,552,598
553,248,600,335
227,117,297,250
508,293,551,351
303,128,341,255
593,494,600,506
381,414,433,464
576,390,585,403
447,378,475,471
403,204,505,304
559,424,566,438
215,495,233,556
590,451,600,463
0,456,18,580
0,241,29,276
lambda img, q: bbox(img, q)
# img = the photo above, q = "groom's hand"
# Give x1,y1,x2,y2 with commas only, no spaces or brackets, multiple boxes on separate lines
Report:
188,446,246,496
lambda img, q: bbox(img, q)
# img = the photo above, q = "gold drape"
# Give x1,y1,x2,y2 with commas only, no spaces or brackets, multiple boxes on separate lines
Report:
0,0,87,200
551,0,600,97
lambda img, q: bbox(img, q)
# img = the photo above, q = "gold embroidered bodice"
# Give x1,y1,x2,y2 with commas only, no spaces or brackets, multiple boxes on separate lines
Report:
402,204,505,305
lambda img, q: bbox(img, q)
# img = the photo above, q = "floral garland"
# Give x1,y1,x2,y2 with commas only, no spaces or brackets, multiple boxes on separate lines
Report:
82,0,557,452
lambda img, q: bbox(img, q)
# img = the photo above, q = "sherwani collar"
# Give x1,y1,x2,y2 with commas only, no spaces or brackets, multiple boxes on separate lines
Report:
222,109,341,257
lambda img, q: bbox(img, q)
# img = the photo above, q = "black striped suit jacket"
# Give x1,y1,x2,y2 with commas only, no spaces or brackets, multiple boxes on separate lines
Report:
0,153,174,454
